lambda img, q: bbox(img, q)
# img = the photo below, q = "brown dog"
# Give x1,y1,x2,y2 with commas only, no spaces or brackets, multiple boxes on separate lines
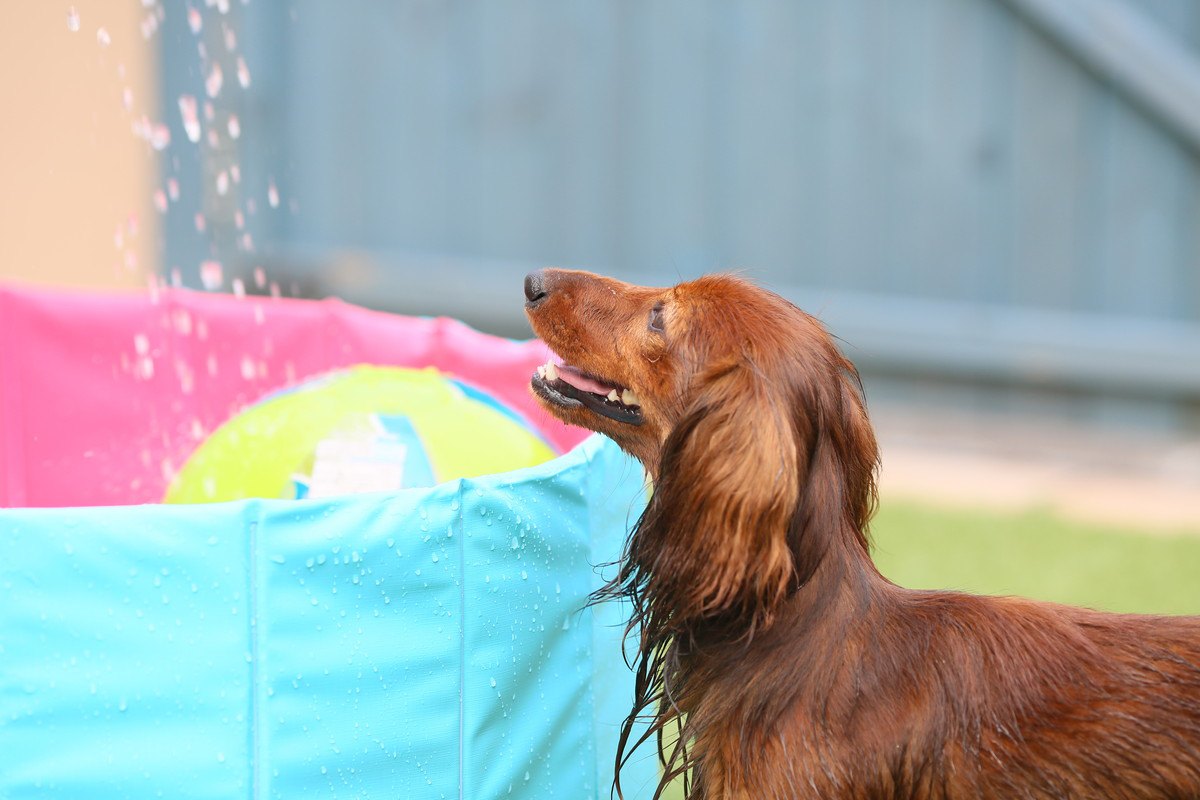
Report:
524,268,1200,800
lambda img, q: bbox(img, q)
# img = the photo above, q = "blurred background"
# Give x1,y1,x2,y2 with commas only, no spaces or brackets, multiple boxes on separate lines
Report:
2,1,1199,578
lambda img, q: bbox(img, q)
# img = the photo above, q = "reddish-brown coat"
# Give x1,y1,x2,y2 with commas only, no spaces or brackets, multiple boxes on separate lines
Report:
525,269,1200,799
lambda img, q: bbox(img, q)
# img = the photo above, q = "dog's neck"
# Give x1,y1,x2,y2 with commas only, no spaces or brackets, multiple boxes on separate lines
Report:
685,518,884,658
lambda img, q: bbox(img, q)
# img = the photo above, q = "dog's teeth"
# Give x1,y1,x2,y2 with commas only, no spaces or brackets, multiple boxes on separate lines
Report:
621,389,639,407
544,362,559,382
536,365,546,379
606,389,619,402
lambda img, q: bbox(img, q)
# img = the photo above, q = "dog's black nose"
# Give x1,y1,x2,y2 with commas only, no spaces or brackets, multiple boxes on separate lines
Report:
524,270,548,305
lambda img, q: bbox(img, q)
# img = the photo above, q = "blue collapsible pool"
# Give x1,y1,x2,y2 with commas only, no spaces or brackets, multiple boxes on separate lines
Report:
0,286,654,799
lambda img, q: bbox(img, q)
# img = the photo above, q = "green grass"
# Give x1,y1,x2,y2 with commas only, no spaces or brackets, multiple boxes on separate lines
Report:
872,501,1200,615
654,501,1200,799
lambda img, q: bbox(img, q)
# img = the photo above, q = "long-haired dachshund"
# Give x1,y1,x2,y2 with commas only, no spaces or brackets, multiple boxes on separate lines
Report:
523,268,1200,800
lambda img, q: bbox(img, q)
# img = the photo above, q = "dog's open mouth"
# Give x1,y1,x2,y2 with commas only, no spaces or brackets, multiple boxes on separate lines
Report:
531,359,644,426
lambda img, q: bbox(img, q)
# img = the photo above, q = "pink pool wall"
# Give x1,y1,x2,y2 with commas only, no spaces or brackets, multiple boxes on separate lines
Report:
0,284,588,508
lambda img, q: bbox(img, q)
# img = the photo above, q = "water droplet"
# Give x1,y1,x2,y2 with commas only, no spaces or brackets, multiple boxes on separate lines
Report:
520,571,528,580
240,355,256,380
236,56,251,88
148,122,171,151
227,114,241,139
96,27,111,47
118,697,128,712
232,277,245,298
215,170,229,195
511,537,519,550
194,212,206,232
489,677,497,687
205,62,223,98
216,752,226,763
66,7,80,32
178,95,201,143
167,177,180,201
223,23,237,51
140,13,159,40
187,7,202,34
200,260,223,290
267,179,279,208
253,266,266,288
153,189,168,213
133,333,150,356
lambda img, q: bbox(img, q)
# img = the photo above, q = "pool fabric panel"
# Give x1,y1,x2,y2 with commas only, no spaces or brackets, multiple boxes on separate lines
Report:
1,434,652,798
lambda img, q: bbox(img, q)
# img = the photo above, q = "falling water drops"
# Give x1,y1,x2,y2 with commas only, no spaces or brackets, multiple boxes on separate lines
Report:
199,260,223,290
149,123,170,151
153,189,168,213
236,56,251,88
232,278,245,298
187,6,202,34
215,170,229,196
66,7,81,32
227,114,241,139
205,63,224,98
96,27,111,47
167,178,180,201
178,95,201,143
267,179,279,208
140,13,159,40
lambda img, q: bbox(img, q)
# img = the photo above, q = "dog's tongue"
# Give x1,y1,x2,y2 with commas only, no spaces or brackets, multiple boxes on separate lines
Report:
556,364,616,395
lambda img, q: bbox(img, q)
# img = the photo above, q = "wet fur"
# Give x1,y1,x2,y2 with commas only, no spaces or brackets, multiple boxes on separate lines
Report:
524,269,1200,799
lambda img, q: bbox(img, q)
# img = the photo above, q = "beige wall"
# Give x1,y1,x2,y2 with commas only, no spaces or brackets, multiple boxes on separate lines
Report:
0,2,158,290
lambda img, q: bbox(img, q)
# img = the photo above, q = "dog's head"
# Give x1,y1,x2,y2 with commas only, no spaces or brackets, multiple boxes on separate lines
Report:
525,268,879,624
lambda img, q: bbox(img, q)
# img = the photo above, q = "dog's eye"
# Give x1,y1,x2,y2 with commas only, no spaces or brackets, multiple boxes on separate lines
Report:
648,303,666,334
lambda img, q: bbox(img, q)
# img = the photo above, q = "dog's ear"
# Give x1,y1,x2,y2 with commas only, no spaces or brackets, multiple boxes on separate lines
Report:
630,358,801,630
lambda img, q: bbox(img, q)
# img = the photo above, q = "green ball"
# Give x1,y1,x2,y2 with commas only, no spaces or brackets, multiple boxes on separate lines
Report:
165,365,555,503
